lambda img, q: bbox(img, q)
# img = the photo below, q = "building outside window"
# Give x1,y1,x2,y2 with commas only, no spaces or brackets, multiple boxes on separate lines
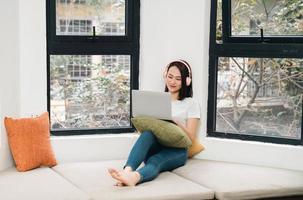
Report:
66,55,92,80
58,19,92,35
101,22,124,35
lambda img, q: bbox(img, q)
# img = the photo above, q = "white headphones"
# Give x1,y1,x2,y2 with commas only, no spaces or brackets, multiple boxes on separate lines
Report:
163,60,192,86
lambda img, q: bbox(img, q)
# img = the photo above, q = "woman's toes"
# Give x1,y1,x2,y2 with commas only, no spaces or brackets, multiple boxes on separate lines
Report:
117,182,124,187
114,181,123,186
108,168,120,179
108,168,119,175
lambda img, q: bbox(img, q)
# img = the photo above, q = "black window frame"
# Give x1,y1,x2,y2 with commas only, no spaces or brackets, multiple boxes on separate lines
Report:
207,0,303,145
46,0,140,136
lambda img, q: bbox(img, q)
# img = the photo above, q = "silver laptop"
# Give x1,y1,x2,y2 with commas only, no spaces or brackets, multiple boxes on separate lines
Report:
132,90,172,120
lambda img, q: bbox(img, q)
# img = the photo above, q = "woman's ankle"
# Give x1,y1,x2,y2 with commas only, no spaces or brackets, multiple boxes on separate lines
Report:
124,166,133,172
133,171,141,184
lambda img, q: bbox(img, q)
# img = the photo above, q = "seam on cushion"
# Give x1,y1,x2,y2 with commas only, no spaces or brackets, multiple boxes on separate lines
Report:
50,168,93,200
171,169,212,190
168,172,216,199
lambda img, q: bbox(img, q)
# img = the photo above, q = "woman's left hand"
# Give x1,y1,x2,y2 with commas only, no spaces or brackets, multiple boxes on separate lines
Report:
173,118,199,141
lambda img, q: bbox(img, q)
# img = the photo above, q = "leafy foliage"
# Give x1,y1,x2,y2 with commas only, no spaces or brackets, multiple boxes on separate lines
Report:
50,55,130,129
232,0,303,35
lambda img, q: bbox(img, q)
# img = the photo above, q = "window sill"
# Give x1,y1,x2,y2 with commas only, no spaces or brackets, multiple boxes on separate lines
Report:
50,133,139,163
198,136,303,171
50,132,138,141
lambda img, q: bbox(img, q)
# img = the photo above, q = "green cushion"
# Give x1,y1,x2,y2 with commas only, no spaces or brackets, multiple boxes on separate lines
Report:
131,116,192,148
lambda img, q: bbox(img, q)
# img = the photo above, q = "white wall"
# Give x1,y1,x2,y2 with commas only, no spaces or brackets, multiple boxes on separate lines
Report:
139,0,209,131
19,0,47,116
0,0,20,170
52,134,138,163
1,0,303,171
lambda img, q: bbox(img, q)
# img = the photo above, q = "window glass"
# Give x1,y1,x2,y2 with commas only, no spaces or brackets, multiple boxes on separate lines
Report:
50,55,131,130
216,0,222,43
56,0,125,36
216,57,302,139
231,0,303,36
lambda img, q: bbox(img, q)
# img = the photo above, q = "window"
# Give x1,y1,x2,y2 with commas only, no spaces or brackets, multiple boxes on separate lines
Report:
231,1,302,36
208,0,303,145
47,0,140,135
222,0,303,43
55,0,126,36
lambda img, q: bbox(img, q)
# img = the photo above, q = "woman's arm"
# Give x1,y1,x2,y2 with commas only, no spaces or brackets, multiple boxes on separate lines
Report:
173,118,200,141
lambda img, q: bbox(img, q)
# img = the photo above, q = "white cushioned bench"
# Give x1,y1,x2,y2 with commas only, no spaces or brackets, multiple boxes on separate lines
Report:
1,159,303,200
52,160,214,200
0,167,90,200
173,159,303,200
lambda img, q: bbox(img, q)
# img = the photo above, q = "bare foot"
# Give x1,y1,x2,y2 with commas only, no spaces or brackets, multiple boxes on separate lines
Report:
108,168,119,178
114,170,141,186
108,168,140,186
108,168,121,186
108,167,136,186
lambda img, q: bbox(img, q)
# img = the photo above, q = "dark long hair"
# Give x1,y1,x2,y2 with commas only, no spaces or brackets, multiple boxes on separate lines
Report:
164,60,193,100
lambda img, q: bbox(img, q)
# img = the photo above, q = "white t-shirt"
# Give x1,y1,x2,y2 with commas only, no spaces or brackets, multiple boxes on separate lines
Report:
171,97,200,126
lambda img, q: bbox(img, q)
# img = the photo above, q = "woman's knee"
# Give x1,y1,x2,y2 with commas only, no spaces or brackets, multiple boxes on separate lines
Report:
140,131,157,141
160,149,188,171
172,149,187,167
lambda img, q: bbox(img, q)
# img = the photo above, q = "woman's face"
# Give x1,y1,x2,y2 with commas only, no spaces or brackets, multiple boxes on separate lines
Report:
165,66,182,93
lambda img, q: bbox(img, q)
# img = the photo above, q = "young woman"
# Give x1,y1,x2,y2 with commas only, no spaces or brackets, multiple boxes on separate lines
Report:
108,60,200,186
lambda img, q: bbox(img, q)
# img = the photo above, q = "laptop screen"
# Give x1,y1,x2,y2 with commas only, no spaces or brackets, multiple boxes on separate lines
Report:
132,90,172,120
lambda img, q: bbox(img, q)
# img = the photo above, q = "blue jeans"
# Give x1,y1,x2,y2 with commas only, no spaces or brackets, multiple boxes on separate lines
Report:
124,131,188,184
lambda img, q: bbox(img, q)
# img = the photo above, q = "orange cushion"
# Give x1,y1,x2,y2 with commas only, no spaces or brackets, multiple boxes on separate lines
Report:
4,112,57,172
188,138,205,158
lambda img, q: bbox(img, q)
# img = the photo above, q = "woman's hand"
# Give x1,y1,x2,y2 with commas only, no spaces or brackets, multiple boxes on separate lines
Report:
172,118,200,141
